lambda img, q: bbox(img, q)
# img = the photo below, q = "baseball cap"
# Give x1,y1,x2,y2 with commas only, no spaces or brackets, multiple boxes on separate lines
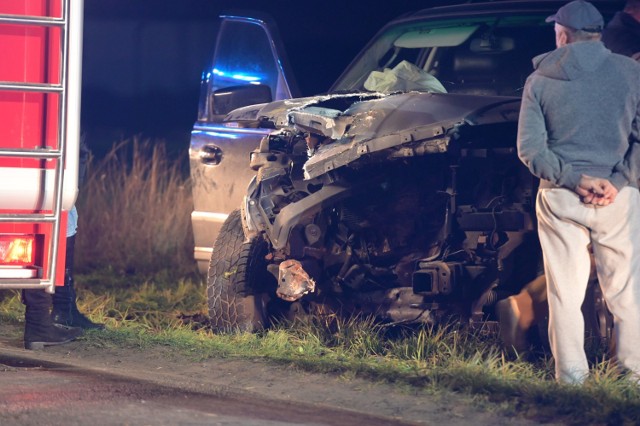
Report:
545,0,604,32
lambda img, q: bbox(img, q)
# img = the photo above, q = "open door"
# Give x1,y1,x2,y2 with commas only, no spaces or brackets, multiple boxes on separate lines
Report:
198,13,299,121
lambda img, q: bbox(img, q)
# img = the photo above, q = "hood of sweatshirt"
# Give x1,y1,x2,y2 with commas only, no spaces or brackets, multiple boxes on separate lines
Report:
532,41,609,81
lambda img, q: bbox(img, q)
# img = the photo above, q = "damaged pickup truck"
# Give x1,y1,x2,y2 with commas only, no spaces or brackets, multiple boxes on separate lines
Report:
190,1,620,340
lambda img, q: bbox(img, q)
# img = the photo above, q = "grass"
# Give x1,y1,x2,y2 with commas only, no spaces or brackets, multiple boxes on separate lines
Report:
75,138,196,278
2,140,638,424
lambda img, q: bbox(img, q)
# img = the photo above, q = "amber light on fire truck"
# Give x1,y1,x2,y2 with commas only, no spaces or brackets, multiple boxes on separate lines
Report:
0,235,35,265
0,235,37,277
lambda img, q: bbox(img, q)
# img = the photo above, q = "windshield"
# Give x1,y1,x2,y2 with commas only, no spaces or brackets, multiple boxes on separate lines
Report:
332,14,555,97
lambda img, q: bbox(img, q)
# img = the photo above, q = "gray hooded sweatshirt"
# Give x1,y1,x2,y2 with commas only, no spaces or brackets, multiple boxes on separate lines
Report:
517,40,640,190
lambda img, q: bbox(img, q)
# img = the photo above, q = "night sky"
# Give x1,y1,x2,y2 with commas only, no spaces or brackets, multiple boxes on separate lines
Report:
81,0,450,155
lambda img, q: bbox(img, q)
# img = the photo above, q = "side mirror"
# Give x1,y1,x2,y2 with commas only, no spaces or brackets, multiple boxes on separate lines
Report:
210,84,273,117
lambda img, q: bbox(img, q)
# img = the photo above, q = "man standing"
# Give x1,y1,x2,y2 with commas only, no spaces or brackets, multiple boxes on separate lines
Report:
602,0,640,58
517,0,640,384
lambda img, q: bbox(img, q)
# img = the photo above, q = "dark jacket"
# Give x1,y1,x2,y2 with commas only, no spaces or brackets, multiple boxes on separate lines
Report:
517,41,640,190
602,12,640,58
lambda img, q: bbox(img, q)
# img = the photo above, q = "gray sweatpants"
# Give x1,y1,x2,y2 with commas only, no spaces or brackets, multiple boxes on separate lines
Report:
536,187,640,384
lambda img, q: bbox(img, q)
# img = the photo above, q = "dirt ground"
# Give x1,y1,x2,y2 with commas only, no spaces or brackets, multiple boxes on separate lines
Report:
0,322,552,425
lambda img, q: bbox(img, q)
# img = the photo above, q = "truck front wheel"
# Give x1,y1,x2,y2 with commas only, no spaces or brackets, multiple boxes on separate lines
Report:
206,209,272,332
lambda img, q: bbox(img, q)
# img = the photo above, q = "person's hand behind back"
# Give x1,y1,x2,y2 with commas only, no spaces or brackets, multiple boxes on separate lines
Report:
575,174,618,205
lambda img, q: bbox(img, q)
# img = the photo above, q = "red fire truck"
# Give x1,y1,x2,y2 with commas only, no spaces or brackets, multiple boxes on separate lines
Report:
0,0,83,293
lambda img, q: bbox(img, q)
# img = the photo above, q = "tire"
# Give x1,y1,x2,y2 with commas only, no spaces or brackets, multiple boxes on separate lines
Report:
206,209,272,332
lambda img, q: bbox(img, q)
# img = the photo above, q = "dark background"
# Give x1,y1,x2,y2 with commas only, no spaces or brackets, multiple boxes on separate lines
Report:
81,0,450,156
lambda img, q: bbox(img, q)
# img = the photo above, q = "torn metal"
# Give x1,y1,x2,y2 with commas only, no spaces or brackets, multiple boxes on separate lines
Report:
244,91,521,180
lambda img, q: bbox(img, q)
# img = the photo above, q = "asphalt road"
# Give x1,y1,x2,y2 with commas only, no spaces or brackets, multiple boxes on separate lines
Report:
0,321,547,426
0,352,416,426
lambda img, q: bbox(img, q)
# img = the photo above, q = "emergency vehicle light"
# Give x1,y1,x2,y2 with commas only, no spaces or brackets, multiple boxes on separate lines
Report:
0,235,35,266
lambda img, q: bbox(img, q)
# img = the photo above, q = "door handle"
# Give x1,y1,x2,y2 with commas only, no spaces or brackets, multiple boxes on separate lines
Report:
199,145,223,165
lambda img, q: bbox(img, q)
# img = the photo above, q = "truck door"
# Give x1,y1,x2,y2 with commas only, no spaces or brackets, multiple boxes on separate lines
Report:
190,14,298,274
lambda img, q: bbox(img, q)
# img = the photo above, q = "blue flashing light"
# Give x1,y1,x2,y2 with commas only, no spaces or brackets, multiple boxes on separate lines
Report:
231,74,260,82
192,130,240,139
212,68,261,83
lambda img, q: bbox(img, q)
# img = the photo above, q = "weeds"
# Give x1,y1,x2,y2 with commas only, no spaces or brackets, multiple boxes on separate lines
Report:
75,138,196,277
0,290,22,322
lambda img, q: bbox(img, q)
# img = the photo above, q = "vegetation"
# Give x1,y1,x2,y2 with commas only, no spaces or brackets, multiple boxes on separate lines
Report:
1,140,638,425
75,138,196,278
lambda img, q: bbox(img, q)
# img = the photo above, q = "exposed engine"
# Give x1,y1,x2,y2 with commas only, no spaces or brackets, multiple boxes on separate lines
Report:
244,111,540,326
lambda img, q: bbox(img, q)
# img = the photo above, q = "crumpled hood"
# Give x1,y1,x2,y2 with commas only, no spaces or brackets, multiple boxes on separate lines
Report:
223,94,377,127
532,41,609,81
226,91,521,179
298,91,520,141
226,91,519,133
